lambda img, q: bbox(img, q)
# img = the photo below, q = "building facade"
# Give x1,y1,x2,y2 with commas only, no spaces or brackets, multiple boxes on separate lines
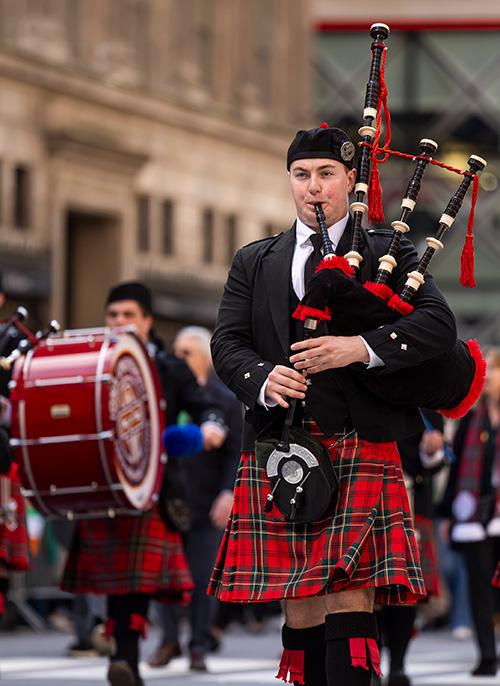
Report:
0,0,311,336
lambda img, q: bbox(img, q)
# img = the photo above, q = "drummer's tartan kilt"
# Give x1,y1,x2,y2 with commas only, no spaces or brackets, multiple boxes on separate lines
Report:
61,507,193,602
414,514,441,597
493,562,500,589
0,477,29,571
208,431,426,605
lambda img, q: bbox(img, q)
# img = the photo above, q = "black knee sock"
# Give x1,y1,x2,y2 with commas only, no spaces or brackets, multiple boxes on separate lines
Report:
107,594,149,676
382,605,416,675
277,624,327,685
325,612,381,686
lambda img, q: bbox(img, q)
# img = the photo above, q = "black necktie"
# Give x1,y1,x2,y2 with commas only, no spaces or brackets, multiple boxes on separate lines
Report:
304,233,324,291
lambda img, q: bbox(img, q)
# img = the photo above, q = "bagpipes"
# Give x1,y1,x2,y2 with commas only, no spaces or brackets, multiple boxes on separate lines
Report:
0,311,60,371
293,22,487,419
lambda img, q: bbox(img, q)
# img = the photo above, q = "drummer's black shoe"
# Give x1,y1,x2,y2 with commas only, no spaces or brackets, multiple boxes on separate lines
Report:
471,658,497,676
107,661,143,686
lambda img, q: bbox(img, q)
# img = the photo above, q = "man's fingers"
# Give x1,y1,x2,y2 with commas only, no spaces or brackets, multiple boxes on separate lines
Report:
275,365,308,382
268,392,289,409
270,383,305,400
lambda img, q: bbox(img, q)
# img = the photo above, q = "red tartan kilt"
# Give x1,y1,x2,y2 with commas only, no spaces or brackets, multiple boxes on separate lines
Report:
61,508,193,602
493,562,500,589
208,432,426,606
0,477,29,572
414,514,440,597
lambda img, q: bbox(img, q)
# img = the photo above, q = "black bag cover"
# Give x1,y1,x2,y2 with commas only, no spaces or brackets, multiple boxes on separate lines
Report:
255,427,338,524
297,267,484,418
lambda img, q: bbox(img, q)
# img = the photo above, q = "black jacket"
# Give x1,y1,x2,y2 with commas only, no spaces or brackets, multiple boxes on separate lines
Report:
182,374,242,525
154,346,225,428
211,219,457,449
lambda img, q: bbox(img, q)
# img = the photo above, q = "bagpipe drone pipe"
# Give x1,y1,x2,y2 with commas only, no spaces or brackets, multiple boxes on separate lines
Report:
293,23,487,419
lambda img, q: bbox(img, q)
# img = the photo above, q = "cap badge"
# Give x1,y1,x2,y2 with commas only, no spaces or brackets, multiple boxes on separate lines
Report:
340,141,355,162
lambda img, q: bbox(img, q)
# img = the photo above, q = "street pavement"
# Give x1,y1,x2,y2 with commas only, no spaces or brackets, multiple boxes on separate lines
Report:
0,622,498,685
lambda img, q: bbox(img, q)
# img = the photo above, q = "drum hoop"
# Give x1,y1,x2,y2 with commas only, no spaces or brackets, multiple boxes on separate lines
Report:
95,334,124,508
109,334,161,510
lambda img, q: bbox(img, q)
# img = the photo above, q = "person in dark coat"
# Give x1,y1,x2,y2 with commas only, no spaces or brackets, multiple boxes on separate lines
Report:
61,282,226,686
375,412,446,686
207,124,457,686
439,348,500,677
0,280,29,617
148,326,242,672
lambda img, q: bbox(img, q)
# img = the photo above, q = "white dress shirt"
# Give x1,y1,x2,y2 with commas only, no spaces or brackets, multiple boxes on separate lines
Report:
258,214,383,407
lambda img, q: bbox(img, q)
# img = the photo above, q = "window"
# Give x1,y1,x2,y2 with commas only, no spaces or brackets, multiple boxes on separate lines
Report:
161,199,174,255
202,208,214,263
14,165,30,230
137,195,149,252
226,213,237,265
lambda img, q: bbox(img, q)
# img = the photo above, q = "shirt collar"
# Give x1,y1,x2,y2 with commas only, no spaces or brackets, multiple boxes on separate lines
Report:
295,213,349,250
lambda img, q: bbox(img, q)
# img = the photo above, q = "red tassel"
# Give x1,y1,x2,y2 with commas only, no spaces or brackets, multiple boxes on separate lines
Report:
459,174,478,288
276,648,305,684
367,48,391,225
315,256,355,277
440,339,486,419
387,294,414,316
6,463,18,480
103,618,116,640
366,639,382,676
363,281,394,301
319,121,329,129
129,613,147,639
368,162,385,224
349,637,369,670
292,304,332,322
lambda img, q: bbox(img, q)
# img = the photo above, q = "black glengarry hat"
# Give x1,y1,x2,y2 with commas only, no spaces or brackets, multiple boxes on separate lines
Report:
106,281,153,313
287,122,356,171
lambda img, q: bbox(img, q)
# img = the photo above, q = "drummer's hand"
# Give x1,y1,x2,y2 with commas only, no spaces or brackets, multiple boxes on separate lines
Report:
420,430,444,455
265,365,308,409
209,490,234,529
290,335,369,373
201,422,226,450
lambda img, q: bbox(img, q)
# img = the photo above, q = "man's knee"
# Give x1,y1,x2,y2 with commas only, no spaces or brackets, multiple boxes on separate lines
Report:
324,587,375,614
284,597,326,628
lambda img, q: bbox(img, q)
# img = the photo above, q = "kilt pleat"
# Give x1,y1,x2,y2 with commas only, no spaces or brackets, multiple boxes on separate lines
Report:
0,478,29,572
208,432,426,606
61,508,193,602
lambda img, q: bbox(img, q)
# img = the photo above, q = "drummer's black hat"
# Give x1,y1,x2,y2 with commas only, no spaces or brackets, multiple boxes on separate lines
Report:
287,122,356,171
106,281,152,314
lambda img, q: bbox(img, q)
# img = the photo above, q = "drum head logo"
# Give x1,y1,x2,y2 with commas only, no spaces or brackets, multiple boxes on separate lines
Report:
109,354,150,486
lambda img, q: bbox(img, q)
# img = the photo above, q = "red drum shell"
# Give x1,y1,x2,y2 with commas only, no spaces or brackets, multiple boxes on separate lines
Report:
10,329,165,518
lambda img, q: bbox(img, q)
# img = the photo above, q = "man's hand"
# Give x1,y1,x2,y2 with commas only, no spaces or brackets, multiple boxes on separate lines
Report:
420,430,444,455
265,365,308,409
210,490,234,529
289,335,369,374
200,422,226,450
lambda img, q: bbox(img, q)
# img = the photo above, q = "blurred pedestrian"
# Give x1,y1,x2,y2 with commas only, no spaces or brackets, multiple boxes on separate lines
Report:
0,279,29,619
375,412,447,686
149,326,242,672
439,348,500,677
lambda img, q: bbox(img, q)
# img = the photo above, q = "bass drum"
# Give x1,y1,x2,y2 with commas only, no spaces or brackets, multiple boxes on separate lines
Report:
9,328,165,519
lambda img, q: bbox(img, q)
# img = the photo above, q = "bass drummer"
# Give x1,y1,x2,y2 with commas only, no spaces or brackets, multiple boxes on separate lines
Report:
61,281,226,686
